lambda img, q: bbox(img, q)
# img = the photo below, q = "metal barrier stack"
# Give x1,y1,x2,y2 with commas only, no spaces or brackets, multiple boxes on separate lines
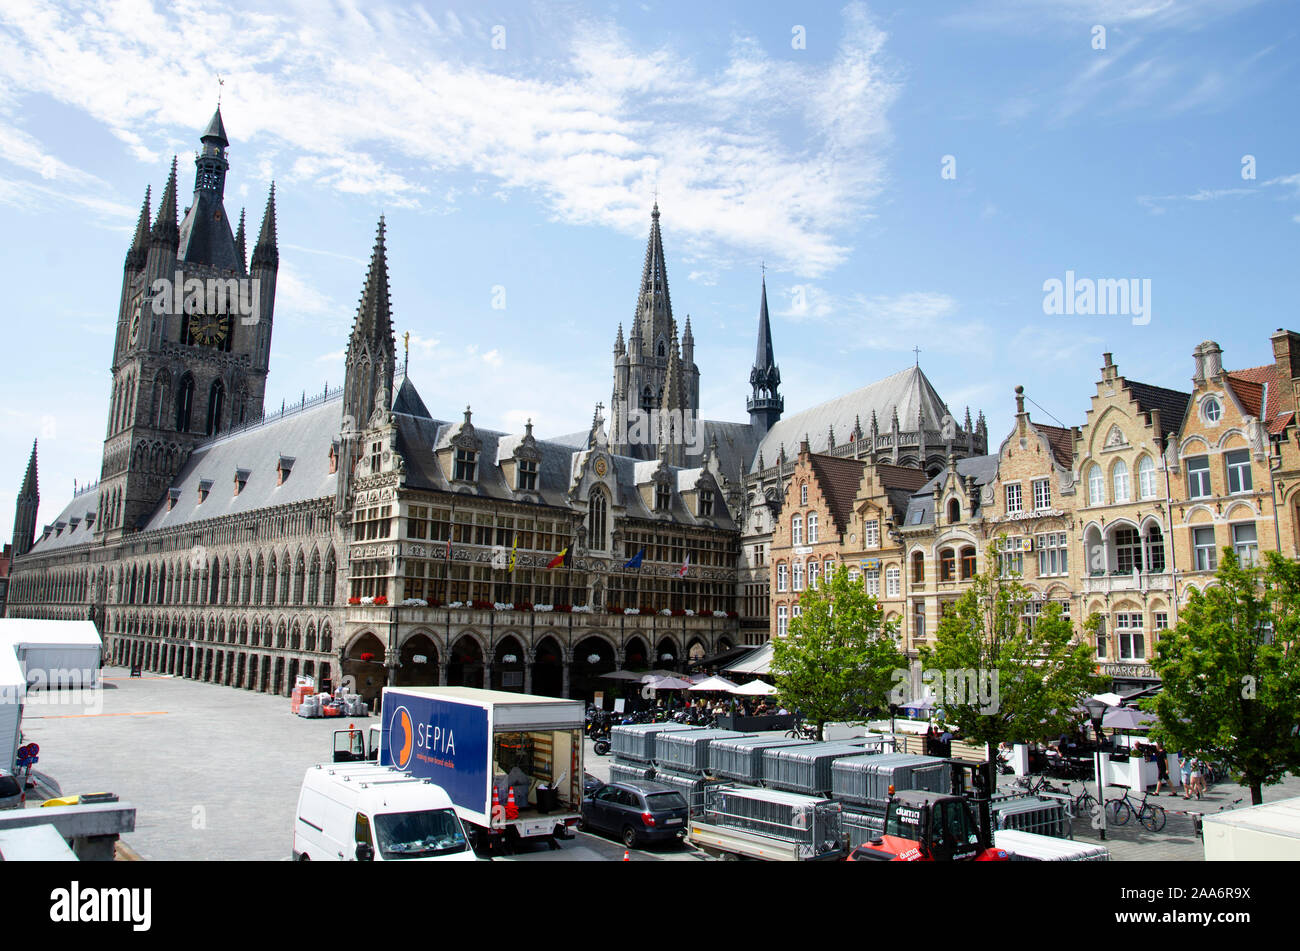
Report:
608,762,657,784
840,806,887,849
700,784,844,859
762,740,886,797
992,796,1073,839
831,752,951,810
707,736,815,783
609,723,701,763
654,729,751,774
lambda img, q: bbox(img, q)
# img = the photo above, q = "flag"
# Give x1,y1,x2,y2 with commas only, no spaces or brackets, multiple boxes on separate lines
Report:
508,535,517,573
623,549,644,570
677,553,690,579
546,547,568,570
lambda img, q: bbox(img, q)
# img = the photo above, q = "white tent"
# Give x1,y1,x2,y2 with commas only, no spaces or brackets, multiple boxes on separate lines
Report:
1,644,25,772
724,643,773,676
0,619,102,690
729,680,778,696
689,675,738,692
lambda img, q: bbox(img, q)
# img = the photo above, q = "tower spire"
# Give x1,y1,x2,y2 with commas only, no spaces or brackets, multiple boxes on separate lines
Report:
747,272,783,437
342,216,396,432
234,207,247,272
251,182,278,270
12,439,39,557
150,157,179,249
633,202,673,342
125,185,151,271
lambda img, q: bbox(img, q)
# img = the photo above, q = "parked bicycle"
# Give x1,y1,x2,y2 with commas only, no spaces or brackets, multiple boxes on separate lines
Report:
1106,787,1167,832
785,718,818,740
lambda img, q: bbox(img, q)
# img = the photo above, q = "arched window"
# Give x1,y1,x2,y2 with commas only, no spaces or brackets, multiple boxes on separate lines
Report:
791,515,803,546
776,563,788,592
279,555,291,603
947,498,961,524
939,548,956,582
792,561,804,591
175,374,195,433
1137,455,1156,499
1112,459,1130,503
807,513,818,544
912,551,925,584
587,489,608,550
1144,523,1166,573
324,550,337,604
308,552,320,604
1088,464,1104,506
800,484,808,506
960,546,977,580
206,379,225,436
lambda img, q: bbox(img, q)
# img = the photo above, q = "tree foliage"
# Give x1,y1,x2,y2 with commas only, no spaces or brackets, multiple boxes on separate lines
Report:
921,540,1103,755
1147,550,1300,805
770,565,906,740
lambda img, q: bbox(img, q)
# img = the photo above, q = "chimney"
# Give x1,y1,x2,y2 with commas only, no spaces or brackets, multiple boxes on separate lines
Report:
1192,342,1207,386
1201,341,1223,380
1101,352,1117,382
1271,329,1300,416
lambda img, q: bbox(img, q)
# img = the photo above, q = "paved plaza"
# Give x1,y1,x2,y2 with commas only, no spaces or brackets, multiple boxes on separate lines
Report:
15,668,1296,861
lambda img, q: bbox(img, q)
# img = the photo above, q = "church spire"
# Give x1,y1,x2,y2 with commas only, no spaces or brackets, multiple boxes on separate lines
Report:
234,207,247,272
251,183,278,270
343,216,396,432
633,202,673,348
12,439,39,557
150,157,179,250
125,186,151,271
747,273,783,437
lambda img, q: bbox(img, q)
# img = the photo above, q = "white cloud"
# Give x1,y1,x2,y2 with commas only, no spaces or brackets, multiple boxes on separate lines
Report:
0,0,901,276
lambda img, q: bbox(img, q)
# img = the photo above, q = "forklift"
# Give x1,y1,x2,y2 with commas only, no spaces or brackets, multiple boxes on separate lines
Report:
846,760,1010,862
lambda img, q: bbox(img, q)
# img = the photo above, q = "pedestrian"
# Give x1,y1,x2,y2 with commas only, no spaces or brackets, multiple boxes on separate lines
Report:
1179,752,1193,799
1189,757,1204,800
1153,740,1171,795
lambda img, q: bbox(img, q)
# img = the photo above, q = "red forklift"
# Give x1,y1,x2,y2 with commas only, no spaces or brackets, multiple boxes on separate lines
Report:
846,760,1010,862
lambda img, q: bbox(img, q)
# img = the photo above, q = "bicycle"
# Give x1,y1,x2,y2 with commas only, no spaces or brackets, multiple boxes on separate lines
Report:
1106,787,1167,832
785,719,818,740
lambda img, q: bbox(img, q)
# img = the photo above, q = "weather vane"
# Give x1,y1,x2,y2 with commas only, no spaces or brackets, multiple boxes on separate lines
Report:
403,331,410,367
217,74,224,105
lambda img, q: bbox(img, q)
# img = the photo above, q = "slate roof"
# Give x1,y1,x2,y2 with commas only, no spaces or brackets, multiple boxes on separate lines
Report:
27,487,101,554
902,455,999,528
1125,380,1190,441
753,366,951,472
1031,422,1075,468
807,454,865,534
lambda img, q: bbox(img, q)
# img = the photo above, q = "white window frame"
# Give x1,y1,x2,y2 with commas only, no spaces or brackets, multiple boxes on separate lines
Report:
1226,450,1253,495
1137,455,1157,499
1033,479,1051,512
864,519,880,548
1115,612,1146,661
777,563,788,592
885,566,900,598
777,604,788,637
800,483,808,506
791,515,802,547
1232,521,1258,566
808,513,818,544
1088,464,1105,506
1187,456,1211,499
1005,483,1023,514
792,561,804,591
1036,532,1068,576
865,568,880,597
1112,459,1130,503
1193,526,1217,571
808,561,820,590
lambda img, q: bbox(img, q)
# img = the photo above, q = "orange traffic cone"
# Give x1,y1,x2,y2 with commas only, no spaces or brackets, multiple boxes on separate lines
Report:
506,786,519,820
623,849,630,861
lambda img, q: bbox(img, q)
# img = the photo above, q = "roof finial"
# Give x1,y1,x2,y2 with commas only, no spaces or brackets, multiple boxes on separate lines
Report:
403,331,410,378
913,345,921,367
217,73,224,106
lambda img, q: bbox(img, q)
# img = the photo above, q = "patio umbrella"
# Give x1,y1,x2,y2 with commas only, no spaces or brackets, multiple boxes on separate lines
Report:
900,697,935,716
1091,692,1125,707
646,676,694,690
599,670,649,681
730,680,778,696
690,675,738,692
1102,706,1158,731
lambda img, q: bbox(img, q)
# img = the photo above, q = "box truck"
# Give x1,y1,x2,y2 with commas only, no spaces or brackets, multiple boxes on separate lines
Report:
1203,796,1300,860
293,762,477,862
378,686,584,853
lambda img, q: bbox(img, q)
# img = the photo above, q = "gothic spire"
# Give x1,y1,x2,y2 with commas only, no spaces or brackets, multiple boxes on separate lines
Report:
614,322,625,356
747,273,783,436
202,105,229,148
20,439,37,499
150,157,179,249
125,186,151,270
11,439,39,557
350,216,394,355
251,182,278,270
234,207,247,272
633,202,673,342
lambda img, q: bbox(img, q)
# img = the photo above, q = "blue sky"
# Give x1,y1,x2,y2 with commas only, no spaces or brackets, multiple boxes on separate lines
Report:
1,0,1297,537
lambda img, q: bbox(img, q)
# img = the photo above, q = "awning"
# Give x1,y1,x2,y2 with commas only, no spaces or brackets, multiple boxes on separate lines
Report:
724,642,773,676
690,644,759,670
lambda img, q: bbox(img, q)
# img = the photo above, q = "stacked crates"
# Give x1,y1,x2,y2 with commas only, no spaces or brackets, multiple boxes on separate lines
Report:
609,723,700,763
992,796,1072,839
654,729,750,774
840,807,886,849
649,770,725,816
608,762,657,784
762,741,880,797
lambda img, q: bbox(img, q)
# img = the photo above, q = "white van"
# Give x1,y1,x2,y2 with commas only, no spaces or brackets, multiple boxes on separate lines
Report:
293,762,478,862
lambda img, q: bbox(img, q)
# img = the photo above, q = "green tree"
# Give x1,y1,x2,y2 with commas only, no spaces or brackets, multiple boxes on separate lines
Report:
1147,550,1300,805
770,565,906,740
920,540,1103,761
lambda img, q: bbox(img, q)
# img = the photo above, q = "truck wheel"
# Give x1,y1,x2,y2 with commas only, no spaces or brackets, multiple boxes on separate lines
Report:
594,741,611,756
621,825,639,849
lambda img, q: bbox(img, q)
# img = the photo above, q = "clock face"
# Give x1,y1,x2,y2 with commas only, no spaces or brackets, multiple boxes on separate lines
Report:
593,456,607,477
190,314,230,347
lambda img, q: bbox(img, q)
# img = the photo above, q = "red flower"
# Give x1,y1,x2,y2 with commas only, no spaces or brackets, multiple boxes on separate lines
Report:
359,652,375,662
374,596,388,606
347,597,361,605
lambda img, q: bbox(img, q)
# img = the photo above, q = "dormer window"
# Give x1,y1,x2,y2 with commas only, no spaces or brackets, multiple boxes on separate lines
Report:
167,488,181,511
455,447,477,481
517,458,538,491
68,517,81,530
277,456,295,486
234,468,250,496
655,482,671,511
55,521,67,535
329,442,339,475
197,480,213,503
370,440,382,472
84,512,95,528
699,489,715,518
800,484,808,506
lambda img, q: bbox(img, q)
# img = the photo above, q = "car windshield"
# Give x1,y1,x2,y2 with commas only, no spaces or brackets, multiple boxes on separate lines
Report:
645,792,687,811
373,808,468,859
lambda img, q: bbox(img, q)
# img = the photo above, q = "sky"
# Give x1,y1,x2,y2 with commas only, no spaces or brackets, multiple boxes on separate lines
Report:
0,0,1297,538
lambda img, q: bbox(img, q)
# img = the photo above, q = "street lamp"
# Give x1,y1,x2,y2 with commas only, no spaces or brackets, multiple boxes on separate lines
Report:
1082,697,1109,840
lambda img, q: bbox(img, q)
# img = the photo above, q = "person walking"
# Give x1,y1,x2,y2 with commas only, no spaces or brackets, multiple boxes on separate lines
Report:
1153,740,1171,795
1179,752,1193,799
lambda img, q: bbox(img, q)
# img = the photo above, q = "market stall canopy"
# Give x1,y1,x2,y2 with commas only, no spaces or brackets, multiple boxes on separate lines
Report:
1102,706,1158,731
689,675,738,692
0,619,102,689
646,676,694,690
724,642,773,676
900,698,936,715
729,680,778,696
1091,692,1125,707
599,670,649,681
